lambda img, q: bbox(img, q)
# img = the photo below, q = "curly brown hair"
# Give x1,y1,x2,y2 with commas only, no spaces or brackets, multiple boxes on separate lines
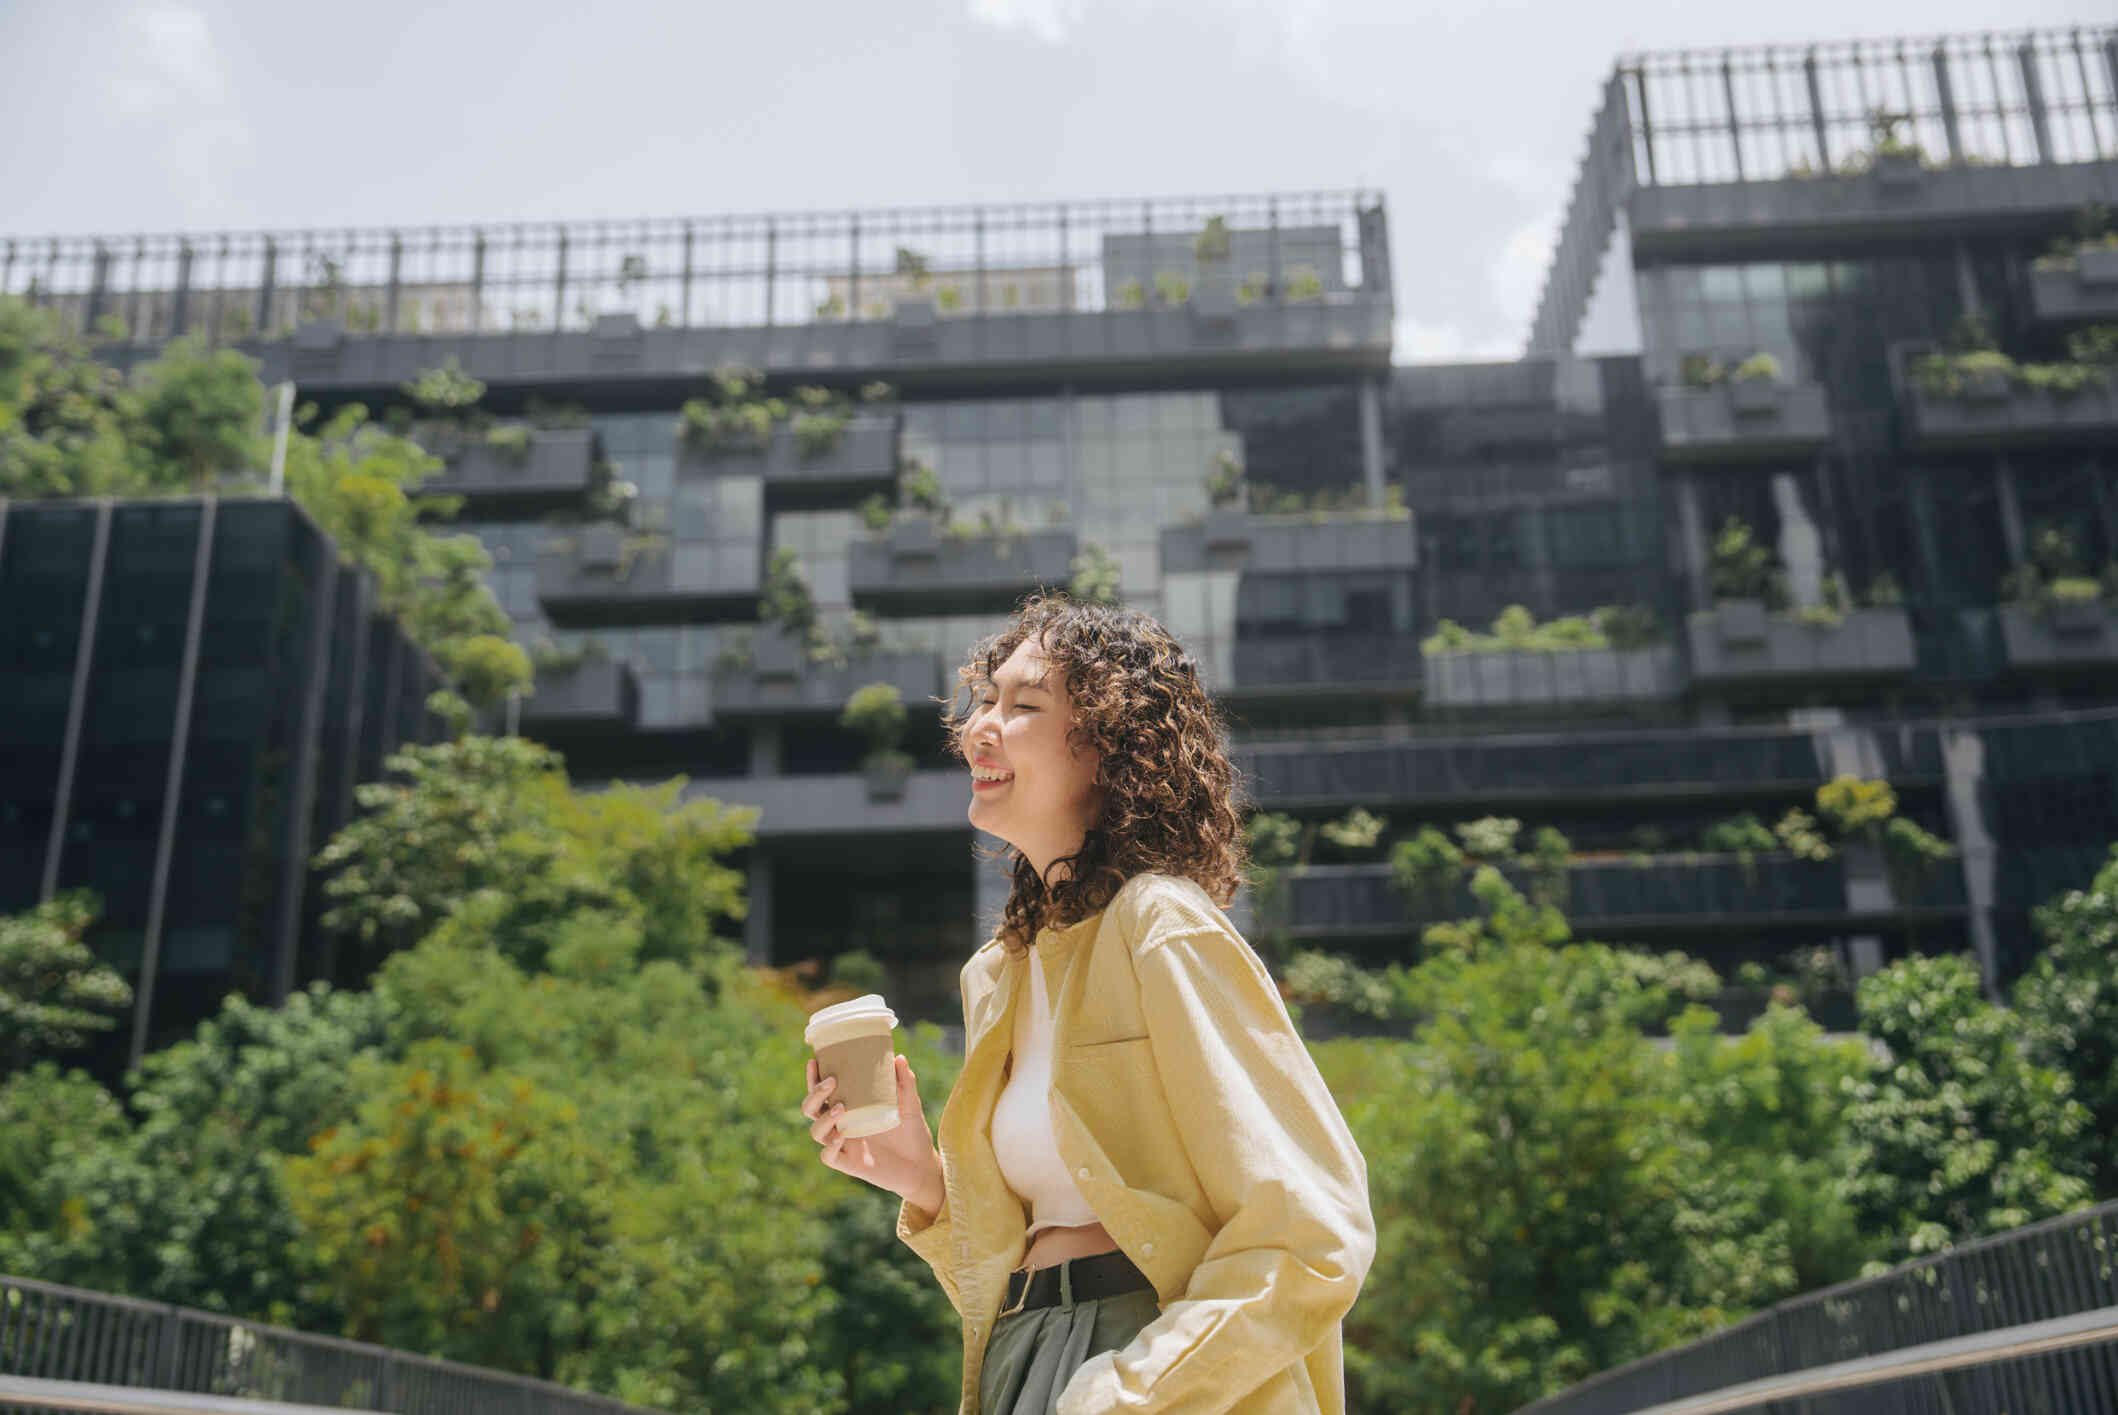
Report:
947,593,1249,954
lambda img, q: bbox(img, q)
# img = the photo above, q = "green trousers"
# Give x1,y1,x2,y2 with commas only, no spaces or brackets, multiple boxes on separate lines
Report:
977,1278,1160,1415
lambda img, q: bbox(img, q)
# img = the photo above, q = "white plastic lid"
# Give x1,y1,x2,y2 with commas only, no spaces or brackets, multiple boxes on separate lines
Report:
804,993,898,1047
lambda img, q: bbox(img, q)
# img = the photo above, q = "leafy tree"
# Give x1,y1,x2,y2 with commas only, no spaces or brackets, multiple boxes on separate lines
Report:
0,891,131,1070
0,1063,129,1270
1843,954,2094,1258
2015,844,2118,1196
133,339,268,489
314,736,754,975
8,985,397,1322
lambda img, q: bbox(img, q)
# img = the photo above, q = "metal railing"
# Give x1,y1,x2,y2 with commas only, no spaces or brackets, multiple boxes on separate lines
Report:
1511,1199,2118,1415
0,191,1388,345
1528,25,2118,354
0,1275,659,1415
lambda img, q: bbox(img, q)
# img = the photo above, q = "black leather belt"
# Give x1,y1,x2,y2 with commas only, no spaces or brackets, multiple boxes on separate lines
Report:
999,1250,1153,1317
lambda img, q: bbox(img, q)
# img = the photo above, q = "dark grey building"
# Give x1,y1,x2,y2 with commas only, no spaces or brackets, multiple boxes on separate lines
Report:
9,24,2118,1029
0,497,444,1070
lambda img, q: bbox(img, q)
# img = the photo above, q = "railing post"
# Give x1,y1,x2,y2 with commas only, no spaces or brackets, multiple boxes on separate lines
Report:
2018,40,2055,164
171,241,193,338
256,239,277,338
1803,52,1832,171
470,231,485,333
385,235,402,334
553,228,568,332
1933,44,1964,162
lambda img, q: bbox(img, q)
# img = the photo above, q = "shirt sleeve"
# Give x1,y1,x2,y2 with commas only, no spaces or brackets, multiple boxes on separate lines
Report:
1057,900,1376,1415
895,1183,961,1316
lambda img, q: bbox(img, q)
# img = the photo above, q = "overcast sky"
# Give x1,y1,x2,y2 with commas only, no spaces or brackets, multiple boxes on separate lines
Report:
3,2,2111,362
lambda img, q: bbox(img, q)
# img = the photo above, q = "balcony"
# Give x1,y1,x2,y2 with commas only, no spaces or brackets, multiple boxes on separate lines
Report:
2026,247,2118,322
1996,601,2118,669
1423,645,1682,712
1893,345,2118,448
679,411,900,506
518,659,637,730
676,768,969,838
1161,512,1418,575
845,521,1076,615
1278,854,1855,942
1686,602,1917,688
1230,632,1425,699
1234,723,1906,809
1628,159,2118,259
1654,381,1832,461
535,523,759,627
709,643,944,718
421,426,602,511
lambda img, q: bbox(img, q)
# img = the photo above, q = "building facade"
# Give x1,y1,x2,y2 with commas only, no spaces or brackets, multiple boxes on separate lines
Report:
8,26,2117,1032
0,497,445,1071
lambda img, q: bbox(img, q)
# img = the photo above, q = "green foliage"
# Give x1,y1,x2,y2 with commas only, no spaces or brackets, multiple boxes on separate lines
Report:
134,338,270,487
1455,815,1521,860
482,422,533,459
1112,279,1146,310
1284,266,1325,300
1421,603,1662,655
840,682,909,757
0,1063,128,1266
1844,954,2094,1257
1204,448,1245,507
1245,812,1304,869
2015,845,2118,1196
760,546,819,637
1387,826,1466,913
436,634,533,712
859,493,893,532
792,407,851,458
825,949,889,996
897,457,944,514
1192,215,1232,263
1815,775,1896,838
1700,812,1778,858
313,736,753,975
0,892,130,1070
1153,272,1191,305
1068,543,1121,606
1709,516,1776,601
1283,950,1396,1019
1679,351,1780,389
402,358,486,413
1773,808,1835,862
1319,807,1387,853
2,985,399,1322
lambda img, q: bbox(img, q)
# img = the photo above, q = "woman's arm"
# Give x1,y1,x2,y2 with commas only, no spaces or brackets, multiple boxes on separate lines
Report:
1059,909,1376,1415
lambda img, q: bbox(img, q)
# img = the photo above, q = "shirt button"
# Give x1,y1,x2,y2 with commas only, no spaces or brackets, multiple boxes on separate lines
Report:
1077,1167,1091,1180
1142,1243,1155,1257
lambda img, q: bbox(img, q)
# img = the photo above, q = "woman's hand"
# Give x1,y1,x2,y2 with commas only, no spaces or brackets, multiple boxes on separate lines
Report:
802,1053,943,1212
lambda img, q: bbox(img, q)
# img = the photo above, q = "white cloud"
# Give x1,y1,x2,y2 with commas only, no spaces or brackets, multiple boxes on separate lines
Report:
102,2,253,222
1393,315,1518,365
965,0,1085,45
1488,213,1558,334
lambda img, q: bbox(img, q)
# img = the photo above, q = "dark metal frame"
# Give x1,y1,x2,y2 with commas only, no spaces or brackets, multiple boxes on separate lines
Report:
0,1274,658,1415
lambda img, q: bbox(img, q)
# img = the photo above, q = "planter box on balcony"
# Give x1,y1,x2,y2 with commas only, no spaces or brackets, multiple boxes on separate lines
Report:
520,659,637,730
425,427,602,508
1190,263,1239,328
1997,602,2118,668
1656,382,1832,460
1687,605,1917,686
710,648,943,718
751,624,806,678
2028,259,2118,322
291,317,344,350
862,754,914,802
1715,598,1768,646
679,412,899,499
886,513,942,558
537,526,758,626
592,313,641,340
1160,513,1418,575
1230,632,1425,698
1900,372,2118,447
889,295,939,353
1423,645,1681,710
847,528,1076,613
1627,159,2118,258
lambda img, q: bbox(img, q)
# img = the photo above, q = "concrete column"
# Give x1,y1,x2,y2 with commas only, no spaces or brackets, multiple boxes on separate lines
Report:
1940,725,2002,997
42,501,114,901
1673,471,1710,610
1994,457,2027,569
1358,376,1386,510
749,720,782,777
745,852,773,967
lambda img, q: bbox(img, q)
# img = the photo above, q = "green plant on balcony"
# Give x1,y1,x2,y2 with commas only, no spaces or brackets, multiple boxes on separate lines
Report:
860,494,893,533
815,293,846,320
842,682,915,799
482,423,533,461
612,531,668,583
1679,351,1782,390
860,380,897,405
404,358,486,416
1319,807,1387,854
1193,215,1232,264
1387,826,1466,920
1113,279,1146,310
1069,543,1121,606
1237,273,1270,306
1281,950,1396,1021
1284,266,1325,301
1708,516,1777,602
1153,272,1191,306
1205,449,1246,509
899,457,945,515
1245,481,1409,522
791,407,851,459
2033,204,2117,271
760,546,819,642
1774,808,1834,862
935,284,964,313
1420,603,1662,655
1864,571,1904,608
894,247,932,290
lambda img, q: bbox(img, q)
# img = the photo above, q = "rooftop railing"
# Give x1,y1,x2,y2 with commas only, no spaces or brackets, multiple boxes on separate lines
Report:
0,191,1389,347
1528,26,2118,354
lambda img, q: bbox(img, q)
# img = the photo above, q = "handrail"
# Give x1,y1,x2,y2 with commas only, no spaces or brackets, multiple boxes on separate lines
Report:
1619,1304,2118,1415
0,1375,373,1415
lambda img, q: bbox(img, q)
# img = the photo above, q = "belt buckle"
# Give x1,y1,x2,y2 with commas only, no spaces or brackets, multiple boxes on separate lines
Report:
998,1268,1032,1320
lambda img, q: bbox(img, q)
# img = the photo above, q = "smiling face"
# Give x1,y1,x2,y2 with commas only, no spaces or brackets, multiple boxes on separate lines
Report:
961,636,1104,882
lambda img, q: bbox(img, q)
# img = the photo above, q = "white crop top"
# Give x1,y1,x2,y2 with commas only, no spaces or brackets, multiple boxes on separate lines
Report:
989,949,1101,1237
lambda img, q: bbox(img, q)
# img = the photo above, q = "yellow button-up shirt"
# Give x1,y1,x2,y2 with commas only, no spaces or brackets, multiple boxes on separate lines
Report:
897,872,1376,1415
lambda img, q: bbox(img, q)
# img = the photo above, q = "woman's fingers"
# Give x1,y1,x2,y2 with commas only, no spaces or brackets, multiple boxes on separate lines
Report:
810,1100,845,1146
800,1072,836,1121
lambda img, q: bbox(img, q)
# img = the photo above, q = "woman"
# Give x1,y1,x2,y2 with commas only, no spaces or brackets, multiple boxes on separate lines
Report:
801,594,1374,1415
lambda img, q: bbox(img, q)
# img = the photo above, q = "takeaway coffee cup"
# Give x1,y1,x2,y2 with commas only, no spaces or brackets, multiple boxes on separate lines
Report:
805,994,902,1138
